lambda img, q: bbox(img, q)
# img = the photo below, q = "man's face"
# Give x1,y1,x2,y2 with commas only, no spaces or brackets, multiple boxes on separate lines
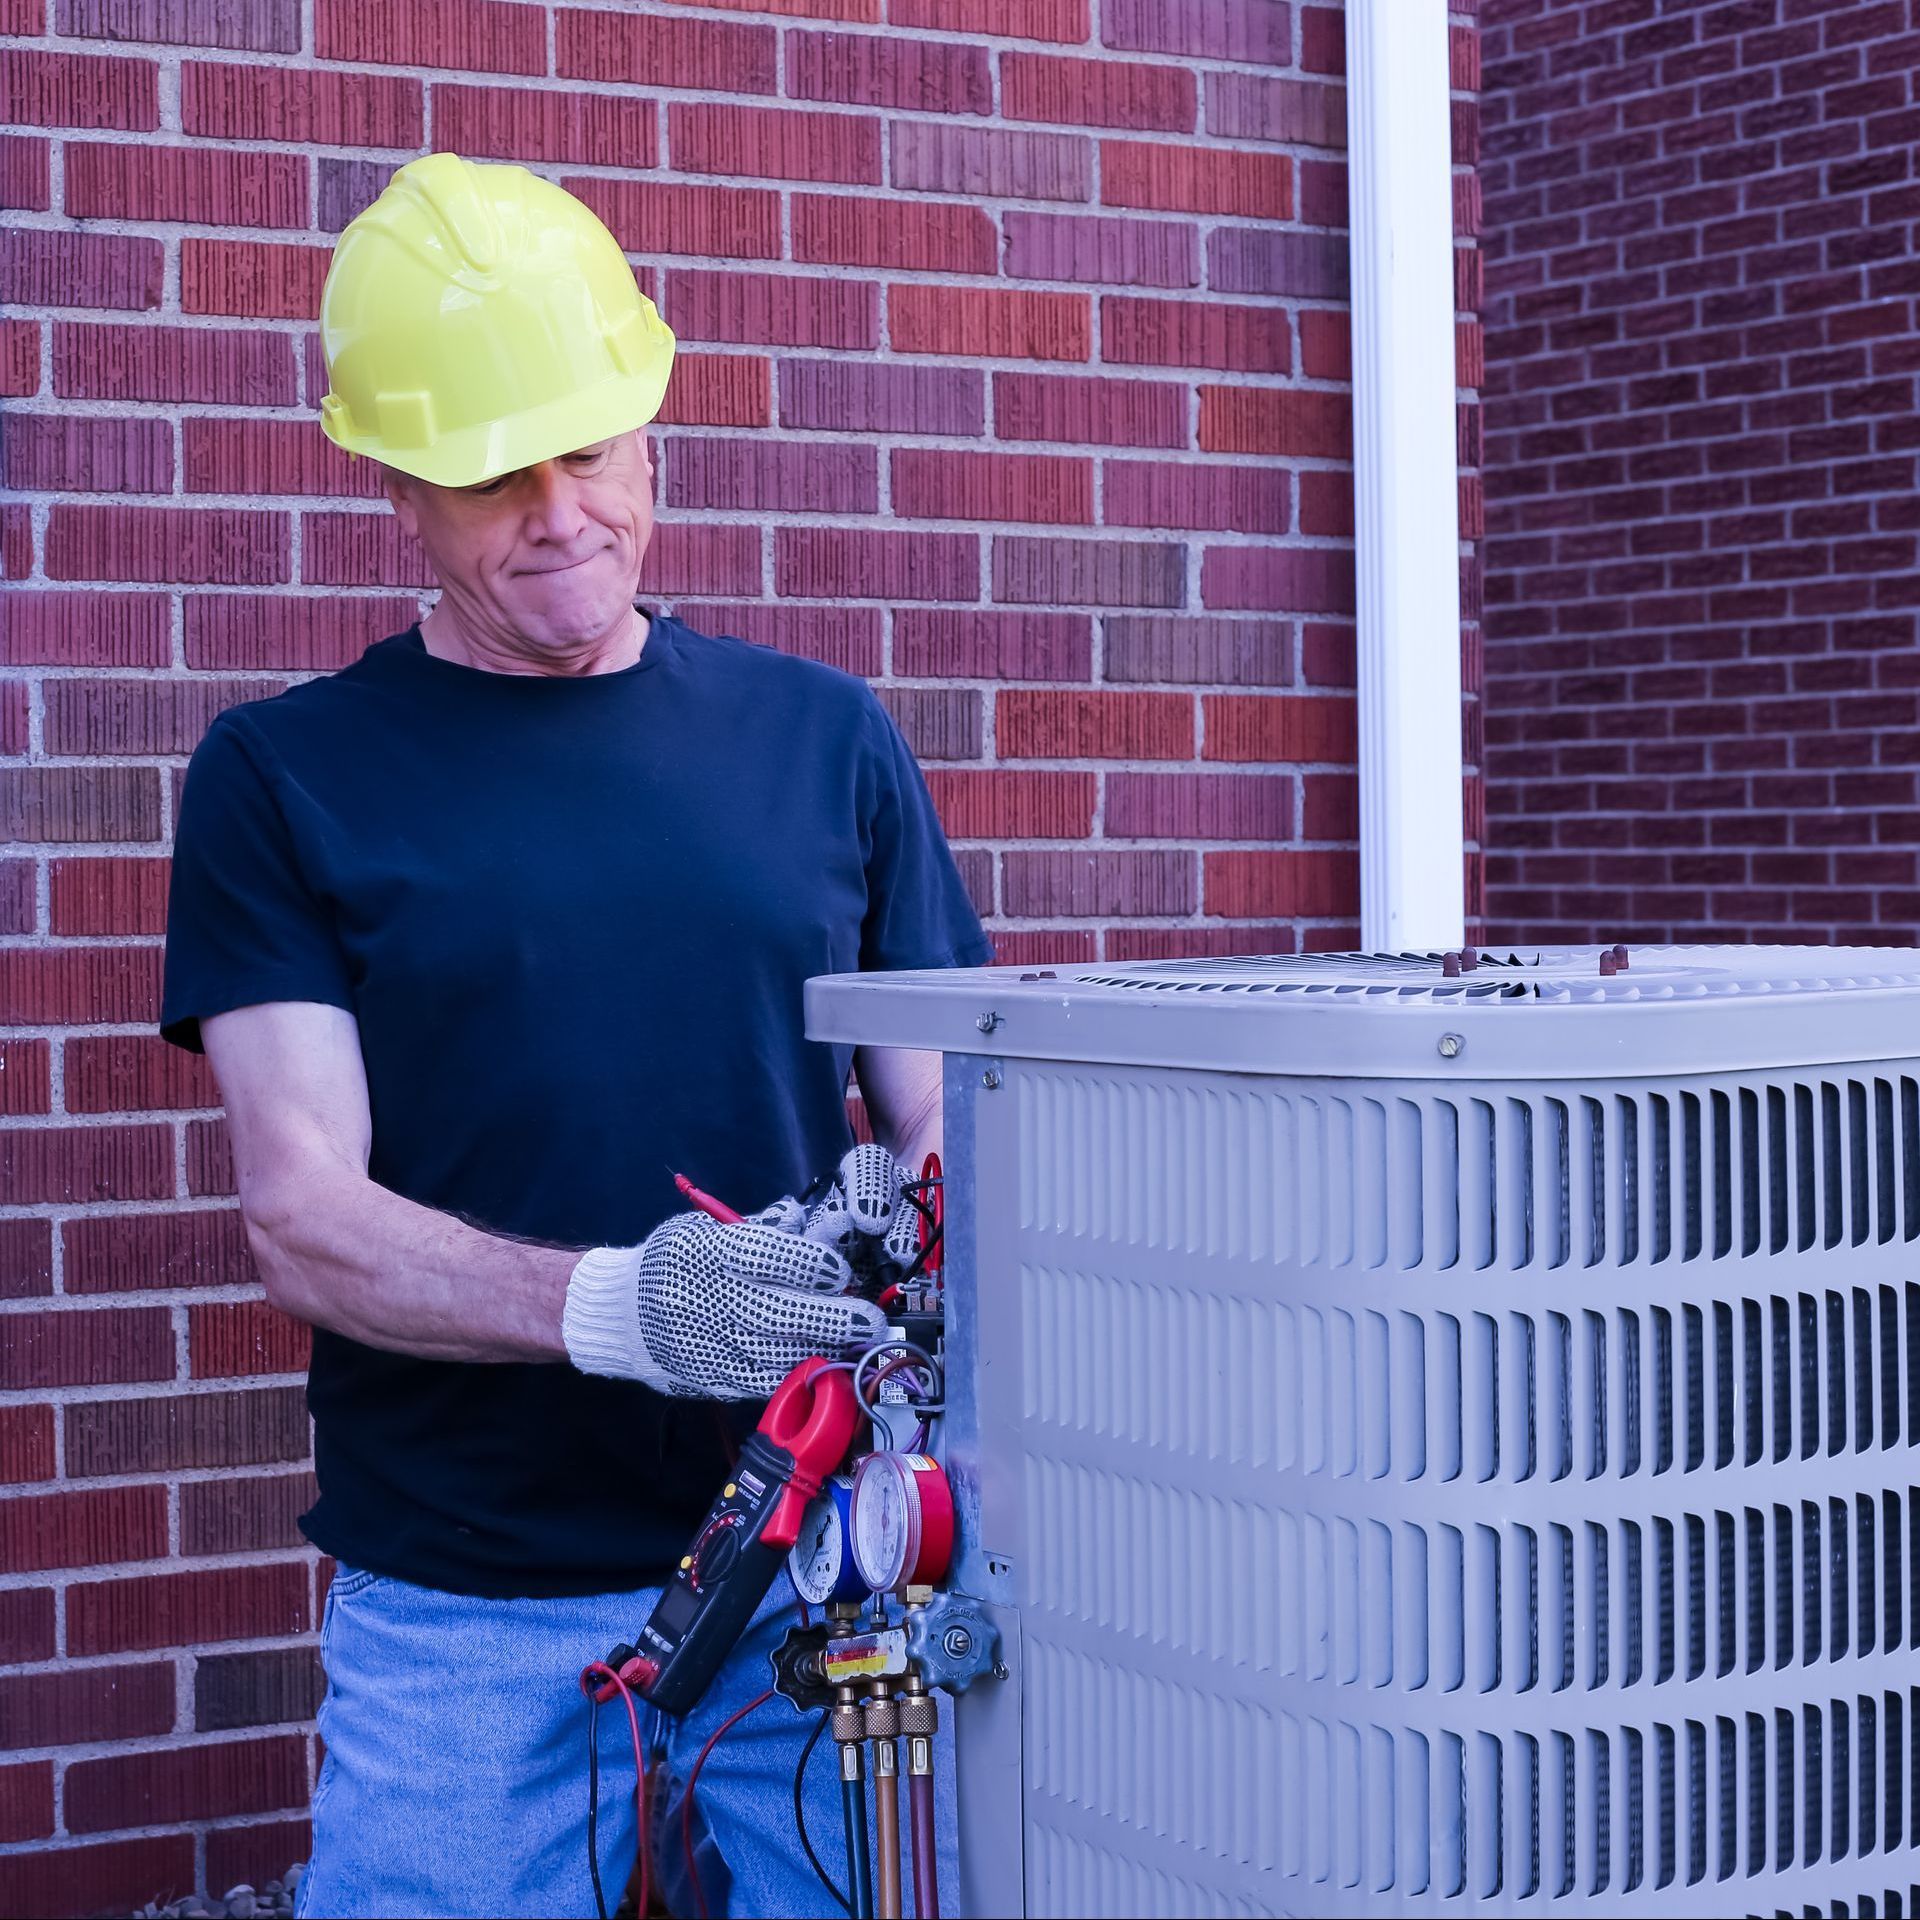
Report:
385,432,655,656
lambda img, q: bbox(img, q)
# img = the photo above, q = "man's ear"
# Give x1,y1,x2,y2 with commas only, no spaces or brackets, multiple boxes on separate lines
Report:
382,465,420,539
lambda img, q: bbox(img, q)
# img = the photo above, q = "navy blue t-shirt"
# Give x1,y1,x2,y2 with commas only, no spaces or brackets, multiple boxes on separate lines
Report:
160,610,991,1597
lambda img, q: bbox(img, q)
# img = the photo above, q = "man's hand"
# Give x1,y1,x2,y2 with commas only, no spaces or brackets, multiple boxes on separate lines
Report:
563,1210,889,1399
800,1143,924,1282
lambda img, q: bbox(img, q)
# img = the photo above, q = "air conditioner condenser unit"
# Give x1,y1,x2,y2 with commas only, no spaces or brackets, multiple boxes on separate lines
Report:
807,946,1920,1918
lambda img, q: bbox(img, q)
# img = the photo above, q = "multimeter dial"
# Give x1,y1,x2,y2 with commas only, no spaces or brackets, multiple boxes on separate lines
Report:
850,1452,954,1594
787,1475,862,1607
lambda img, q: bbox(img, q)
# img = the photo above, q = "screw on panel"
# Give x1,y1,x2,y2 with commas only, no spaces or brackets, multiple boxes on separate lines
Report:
1438,1033,1464,1058
976,1011,1001,1033
981,1068,1001,1089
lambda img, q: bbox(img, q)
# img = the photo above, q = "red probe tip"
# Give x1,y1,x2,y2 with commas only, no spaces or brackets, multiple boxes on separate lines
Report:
672,1170,745,1225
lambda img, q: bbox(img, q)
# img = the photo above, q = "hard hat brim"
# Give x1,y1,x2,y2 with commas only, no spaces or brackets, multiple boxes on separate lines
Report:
323,365,672,491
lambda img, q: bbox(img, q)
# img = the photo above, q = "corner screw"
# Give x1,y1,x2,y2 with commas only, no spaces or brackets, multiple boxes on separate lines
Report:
1438,1033,1464,1059
976,1011,1001,1033
981,1068,1001,1090
992,1661,1010,1682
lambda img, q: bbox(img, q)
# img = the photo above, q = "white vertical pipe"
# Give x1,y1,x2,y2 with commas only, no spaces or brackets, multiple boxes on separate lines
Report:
1346,0,1466,951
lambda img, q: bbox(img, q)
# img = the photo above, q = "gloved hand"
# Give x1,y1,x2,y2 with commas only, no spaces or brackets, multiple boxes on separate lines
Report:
800,1143,924,1282
562,1210,890,1399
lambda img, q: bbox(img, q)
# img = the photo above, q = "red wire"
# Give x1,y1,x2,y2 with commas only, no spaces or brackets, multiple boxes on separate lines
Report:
584,1662,651,1920
681,1687,776,1920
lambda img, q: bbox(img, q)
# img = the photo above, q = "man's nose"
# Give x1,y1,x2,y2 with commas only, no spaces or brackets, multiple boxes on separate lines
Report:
523,461,590,542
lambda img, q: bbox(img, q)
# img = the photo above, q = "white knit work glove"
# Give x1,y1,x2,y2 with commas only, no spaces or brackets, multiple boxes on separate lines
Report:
562,1211,890,1400
802,1144,924,1280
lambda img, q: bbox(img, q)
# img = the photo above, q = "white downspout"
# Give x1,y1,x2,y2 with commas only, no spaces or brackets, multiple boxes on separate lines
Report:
1345,0,1466,951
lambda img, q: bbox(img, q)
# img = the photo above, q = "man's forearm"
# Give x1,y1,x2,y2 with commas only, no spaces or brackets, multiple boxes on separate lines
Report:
245,1162,578,1363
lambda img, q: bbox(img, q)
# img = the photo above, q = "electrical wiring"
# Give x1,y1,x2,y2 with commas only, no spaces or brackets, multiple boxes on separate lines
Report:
852,1341,942,1414
794,1709,853,1917
681,1686,776,1920
586,1692,607,1920
582,1661,651,1920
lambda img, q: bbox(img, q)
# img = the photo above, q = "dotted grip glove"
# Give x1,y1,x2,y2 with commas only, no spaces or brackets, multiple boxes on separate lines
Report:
562,1210,891,1400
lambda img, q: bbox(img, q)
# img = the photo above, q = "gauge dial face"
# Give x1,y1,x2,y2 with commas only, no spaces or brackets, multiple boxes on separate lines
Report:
852,1453,919,1594
788,1476,856,1606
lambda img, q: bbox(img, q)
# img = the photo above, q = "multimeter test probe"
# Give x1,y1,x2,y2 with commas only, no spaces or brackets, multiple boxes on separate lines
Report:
576,1158,995,1920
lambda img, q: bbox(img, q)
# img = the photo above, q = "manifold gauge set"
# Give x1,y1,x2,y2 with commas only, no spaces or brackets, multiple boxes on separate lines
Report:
575,1153,1001,1920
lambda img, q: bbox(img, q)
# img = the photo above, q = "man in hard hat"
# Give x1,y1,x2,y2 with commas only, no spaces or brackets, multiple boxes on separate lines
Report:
160,154,990,1918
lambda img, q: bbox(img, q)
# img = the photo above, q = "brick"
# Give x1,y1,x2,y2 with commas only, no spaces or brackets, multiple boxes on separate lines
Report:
65,1387,310,1481
0,863,28,937
1200,386,1350,459
314,155,391,233
0,229,160,311
185,594,411,672
0,318,38,396
993,534,1185,606
64,141,307,226
668,437,877,514
0,1305,173,1390
1105,142,1291,220
0,133,49,209
1208,72,1346,147
1105,459,1290,533
62,1034,217,1114
557,8,777,94
564,175,781,261
206,1821,315,1904
301,512,431,589
182,417,374,498
182,238,329,319
925,769,1094,838
0,1589,56,1664
0,1484,169,1572
429,82,656,167
655,353,772,428
50,856,171,935
0,1663,175,1751
986,928,1095,964
670,101,878,184
1300,3,1343,73
889,121,1090,201
317,0,544,71
640,523,761,598
182,59,422,145
894,609,1091,680
1298,470,1351,538
0,1837,197,1920
775,527,978,602
67,1733,308,1833
47,504,289,586
999,689,1193,758
0,682,23,757
893,449,1091,524
1298,310,1349,381
3,415,172,494
64,1209,254,1296
876,686,982,760
1103,0,1290,61
43,677,274,758
1004,850,1195,915
189,1300,312,1379
56,322,294,406
1003,53,1194,132
890,284,1088,362
195,1647,323,1732
1209,228,1348,298
1204,546,1354,615
1204,693,1357,763
0,1761,52,1844
793,194,997,273
0,766,160,843
779,360,983,435
0,947,161,1024
1004,210,1199,287
1,48,158,128
67,1563,309,1656
181,1468,316,1556
1206,849,1359,918
675,603,881,676
1101,295,1288,374
0,1038,50,1116
788,30,990,115
0,1405,55,1483
57,0,299,46
890,0,1087,38
995,371,1186,448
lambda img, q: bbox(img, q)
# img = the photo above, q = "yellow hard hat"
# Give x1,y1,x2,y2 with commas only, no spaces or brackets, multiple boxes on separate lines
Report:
318,153,675,489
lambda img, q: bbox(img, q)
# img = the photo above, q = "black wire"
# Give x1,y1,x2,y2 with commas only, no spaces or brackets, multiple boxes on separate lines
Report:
587,1694,609,1920
794,1710,852,1917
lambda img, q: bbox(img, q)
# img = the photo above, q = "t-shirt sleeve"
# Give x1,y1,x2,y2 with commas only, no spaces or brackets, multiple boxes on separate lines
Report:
859,695,995,973
160,716,357,1053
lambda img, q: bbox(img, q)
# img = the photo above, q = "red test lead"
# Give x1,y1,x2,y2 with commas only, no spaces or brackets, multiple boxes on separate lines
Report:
672,1170,744,1224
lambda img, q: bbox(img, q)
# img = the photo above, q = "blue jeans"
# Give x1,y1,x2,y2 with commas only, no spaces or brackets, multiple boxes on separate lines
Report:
296,1566,867,1918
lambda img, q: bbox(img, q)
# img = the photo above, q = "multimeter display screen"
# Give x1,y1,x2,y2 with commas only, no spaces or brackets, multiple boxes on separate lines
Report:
652,1581,700,1639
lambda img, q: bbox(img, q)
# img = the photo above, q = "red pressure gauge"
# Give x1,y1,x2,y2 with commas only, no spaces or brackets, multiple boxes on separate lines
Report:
850,1451,954,1594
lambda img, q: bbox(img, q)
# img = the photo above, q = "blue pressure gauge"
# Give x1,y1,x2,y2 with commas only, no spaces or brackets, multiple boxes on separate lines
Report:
786,1474,865,1606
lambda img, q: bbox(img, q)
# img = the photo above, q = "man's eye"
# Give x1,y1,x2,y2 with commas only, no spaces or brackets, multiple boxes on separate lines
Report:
469,478,509,497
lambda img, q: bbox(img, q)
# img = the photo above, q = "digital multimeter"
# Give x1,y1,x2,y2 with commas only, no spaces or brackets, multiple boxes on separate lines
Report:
630,1359,861,1716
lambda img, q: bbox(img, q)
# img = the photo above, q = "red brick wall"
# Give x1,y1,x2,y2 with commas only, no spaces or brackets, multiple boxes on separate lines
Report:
1,1,1477,1908
1481,0,1920,945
